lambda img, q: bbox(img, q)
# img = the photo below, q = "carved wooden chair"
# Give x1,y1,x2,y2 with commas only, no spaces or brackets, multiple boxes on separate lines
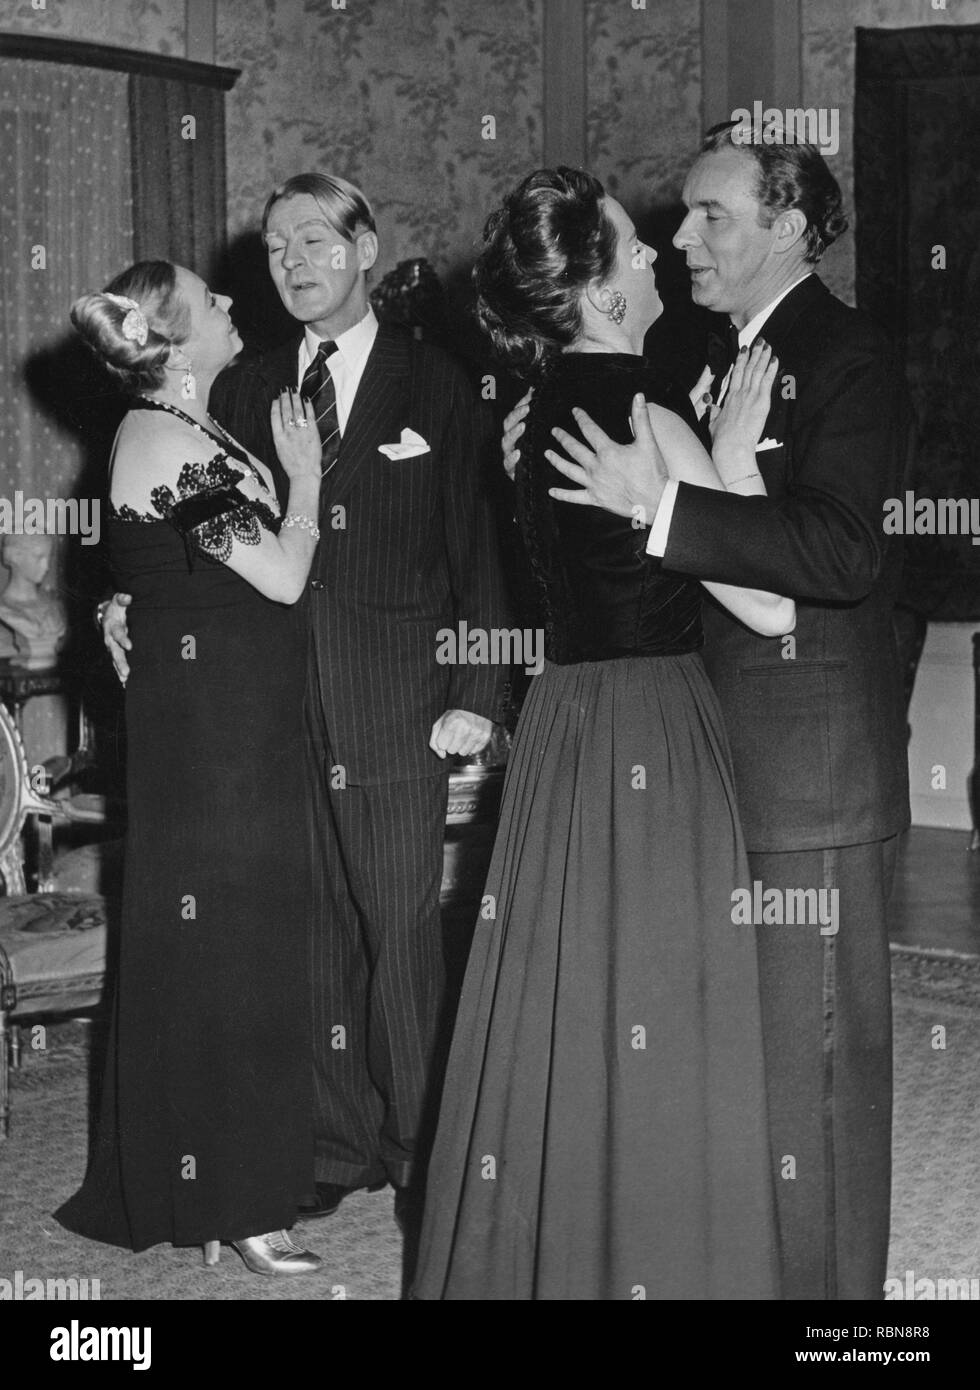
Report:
0,701,109,1138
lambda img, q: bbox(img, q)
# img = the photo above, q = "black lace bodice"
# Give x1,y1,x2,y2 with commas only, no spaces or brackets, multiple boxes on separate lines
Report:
108,439,280,568
516,354,703,664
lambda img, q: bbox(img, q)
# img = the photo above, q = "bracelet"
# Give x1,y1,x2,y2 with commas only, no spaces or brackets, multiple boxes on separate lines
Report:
95,599,110,631
726,472,762,487
281,512,320,540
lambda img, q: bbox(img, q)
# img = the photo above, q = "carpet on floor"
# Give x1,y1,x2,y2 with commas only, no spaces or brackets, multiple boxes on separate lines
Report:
1,948,978,1301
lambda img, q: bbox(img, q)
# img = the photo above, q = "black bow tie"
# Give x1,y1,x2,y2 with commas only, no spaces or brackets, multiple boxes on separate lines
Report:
705,321,742,404
706,321,741,379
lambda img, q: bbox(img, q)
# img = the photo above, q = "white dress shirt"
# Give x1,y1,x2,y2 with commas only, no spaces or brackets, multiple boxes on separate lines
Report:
645,272,812,557
297,306,379,434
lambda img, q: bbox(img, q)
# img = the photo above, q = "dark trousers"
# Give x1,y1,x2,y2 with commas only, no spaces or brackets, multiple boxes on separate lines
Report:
309,767,450,1190
751,836,898,1300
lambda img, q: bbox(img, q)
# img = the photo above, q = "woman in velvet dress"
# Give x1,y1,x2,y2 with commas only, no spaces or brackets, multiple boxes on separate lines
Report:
56,261,324,1275
413,169,793,1300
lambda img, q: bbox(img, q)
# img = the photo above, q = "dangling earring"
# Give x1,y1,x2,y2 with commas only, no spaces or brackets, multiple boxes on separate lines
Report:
607,290,627,325
180,364,196,400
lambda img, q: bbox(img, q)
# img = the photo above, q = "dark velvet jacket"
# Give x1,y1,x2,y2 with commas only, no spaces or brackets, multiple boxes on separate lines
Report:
518,352,703,664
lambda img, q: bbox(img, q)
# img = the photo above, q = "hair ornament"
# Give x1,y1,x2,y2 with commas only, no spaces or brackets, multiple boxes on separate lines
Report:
104,292,149,347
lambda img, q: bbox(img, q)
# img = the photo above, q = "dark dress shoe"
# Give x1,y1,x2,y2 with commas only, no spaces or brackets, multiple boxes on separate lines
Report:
298,1180,387,1220
297,1183,348,1218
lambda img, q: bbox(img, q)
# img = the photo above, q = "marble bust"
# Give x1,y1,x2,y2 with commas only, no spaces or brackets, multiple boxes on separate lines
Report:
0,533,68,669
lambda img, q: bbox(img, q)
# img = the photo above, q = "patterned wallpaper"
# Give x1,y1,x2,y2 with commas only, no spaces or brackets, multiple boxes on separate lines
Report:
0,0,184,53
0,0,700,294
8,0,980,306
0,0,545,289
216,0,544,286
802,0,980,303
585,0,702,221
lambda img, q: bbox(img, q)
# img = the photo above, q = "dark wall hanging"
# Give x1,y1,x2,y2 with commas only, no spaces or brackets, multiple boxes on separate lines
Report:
855,24,980,621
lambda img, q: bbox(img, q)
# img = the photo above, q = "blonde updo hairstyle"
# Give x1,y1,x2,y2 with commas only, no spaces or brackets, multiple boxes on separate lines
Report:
70,260,191,393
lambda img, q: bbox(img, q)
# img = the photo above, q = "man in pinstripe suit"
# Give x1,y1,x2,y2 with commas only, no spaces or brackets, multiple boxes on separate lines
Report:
106,174,509,1218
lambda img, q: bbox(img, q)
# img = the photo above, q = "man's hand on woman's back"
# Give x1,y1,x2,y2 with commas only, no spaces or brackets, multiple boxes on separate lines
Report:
101,592,133,684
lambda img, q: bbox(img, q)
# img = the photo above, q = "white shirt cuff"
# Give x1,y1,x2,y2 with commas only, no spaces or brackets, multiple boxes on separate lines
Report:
645,480,679,557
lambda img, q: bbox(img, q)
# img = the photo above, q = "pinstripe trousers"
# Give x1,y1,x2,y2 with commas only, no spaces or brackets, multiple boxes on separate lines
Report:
308,757,451,1190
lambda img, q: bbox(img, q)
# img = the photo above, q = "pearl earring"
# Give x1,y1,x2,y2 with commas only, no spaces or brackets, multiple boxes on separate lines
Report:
607,290,627,325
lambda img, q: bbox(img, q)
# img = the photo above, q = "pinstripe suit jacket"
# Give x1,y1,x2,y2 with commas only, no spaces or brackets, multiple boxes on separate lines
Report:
210,325,510,784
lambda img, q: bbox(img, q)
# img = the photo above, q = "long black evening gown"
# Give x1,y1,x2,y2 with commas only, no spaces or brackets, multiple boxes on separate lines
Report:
57,401,313,1249
412,354,779,1300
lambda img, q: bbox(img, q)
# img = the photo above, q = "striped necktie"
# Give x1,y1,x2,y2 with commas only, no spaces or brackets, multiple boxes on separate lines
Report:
300,340,340,474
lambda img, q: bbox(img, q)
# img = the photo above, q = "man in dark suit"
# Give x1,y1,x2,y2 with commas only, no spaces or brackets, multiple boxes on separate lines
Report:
527,125,909,1299
106,173,509,1217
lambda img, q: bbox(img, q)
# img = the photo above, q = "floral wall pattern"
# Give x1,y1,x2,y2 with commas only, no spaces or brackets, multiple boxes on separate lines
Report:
216,0,544,287
585,0,702,222
1,0,700,301
8,1,980,308
0,0,184,54
802,0,980,303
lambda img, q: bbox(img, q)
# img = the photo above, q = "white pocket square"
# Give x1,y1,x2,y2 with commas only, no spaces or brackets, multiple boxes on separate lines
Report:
756,437,783,452
378,428,429,459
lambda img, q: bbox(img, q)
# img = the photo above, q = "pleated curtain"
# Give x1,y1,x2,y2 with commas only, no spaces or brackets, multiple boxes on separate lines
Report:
0,59,132,504
129,73,227,280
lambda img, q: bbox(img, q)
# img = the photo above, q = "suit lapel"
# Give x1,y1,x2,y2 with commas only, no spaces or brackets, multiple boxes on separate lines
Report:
237,337,302,507
322,326,411,507
752,274,829,355
744,275,829,466
256,336,303,392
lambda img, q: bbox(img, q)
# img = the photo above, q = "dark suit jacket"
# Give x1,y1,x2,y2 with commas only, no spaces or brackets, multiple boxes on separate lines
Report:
210,324,510,784
664,275,910,852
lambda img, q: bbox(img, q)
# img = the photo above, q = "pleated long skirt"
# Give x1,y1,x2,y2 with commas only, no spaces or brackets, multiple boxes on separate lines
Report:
413,653,779,1300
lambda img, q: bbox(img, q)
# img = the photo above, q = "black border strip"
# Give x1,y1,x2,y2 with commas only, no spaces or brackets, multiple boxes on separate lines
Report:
0,30,238,89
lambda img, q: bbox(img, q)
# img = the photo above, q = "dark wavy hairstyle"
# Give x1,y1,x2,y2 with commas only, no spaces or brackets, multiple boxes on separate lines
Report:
70,260,191,393
473,167,619,377
701,120,848,263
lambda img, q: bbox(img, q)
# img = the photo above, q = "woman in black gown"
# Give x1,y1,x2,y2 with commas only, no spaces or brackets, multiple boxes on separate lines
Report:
56,261,324,1275
413,169,794,1299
